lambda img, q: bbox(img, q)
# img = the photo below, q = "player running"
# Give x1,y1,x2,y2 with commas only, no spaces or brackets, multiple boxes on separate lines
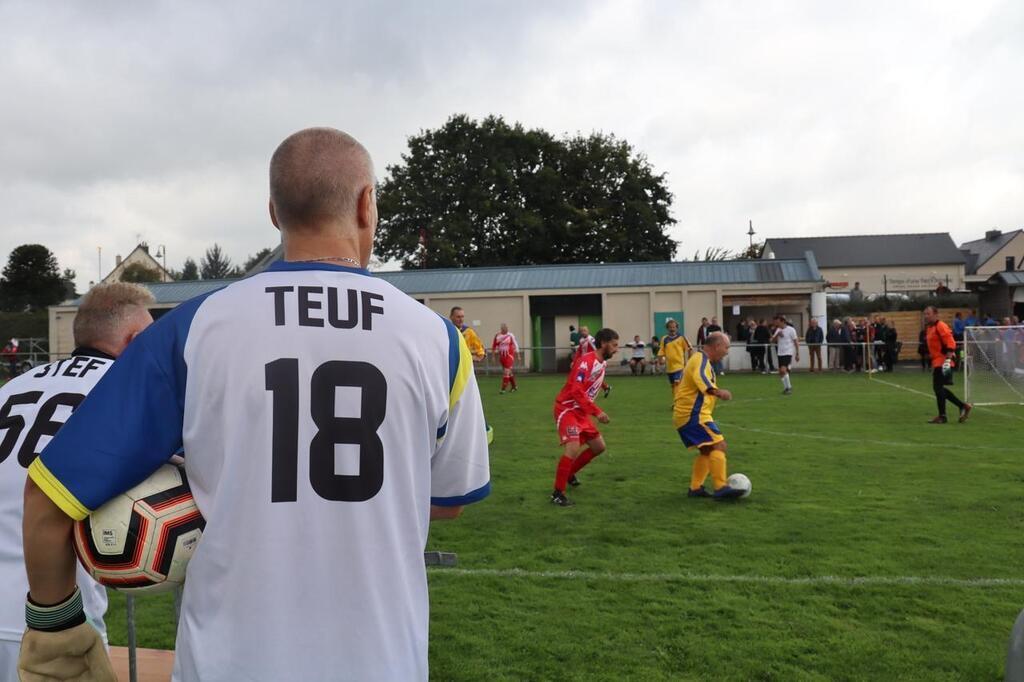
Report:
657,318,692,399
772,315,800,394
493,323,519,393
551,328,619,507
1,283,153,681
676,332,745,499
576,325,612,397
20,128,490,682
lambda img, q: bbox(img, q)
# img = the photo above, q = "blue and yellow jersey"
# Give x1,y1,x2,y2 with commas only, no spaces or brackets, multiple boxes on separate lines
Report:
672,351,717,430
658,333,692,373
461,325,485,361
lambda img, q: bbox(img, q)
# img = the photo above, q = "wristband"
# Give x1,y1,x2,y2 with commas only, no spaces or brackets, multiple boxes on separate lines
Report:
25,587,86,632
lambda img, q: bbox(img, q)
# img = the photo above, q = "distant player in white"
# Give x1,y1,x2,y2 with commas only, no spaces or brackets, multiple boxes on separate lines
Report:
21,128,490,681
772,315,800,395
1,283,153,681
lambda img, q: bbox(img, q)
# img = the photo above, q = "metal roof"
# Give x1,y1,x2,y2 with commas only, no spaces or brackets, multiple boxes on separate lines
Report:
959,229,1022,274
995,271,1024,286
62,256,822,308
764,233,965,268
372,258,821,294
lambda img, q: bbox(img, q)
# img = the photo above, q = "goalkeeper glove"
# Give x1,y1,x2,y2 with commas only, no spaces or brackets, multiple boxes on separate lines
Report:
942,359,952,371
19,587,116,682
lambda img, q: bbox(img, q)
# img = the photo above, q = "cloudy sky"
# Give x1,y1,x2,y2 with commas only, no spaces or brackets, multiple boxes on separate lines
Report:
1,0,1021,288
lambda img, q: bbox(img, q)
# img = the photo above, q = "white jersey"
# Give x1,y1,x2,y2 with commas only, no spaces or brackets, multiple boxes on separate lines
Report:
29,261,490,682
774,325,799,356
0,352,111,649
628,342,646,359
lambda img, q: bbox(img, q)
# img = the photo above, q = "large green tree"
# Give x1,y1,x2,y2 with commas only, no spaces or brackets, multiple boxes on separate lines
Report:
200,244,235,280
0,244,68,311
178,257,199,281
120,262,163,283
375,115,677,268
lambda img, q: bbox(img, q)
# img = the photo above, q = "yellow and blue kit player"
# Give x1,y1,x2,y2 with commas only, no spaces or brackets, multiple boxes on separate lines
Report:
450,306,492,442
673,332,744,499
657,318,692,393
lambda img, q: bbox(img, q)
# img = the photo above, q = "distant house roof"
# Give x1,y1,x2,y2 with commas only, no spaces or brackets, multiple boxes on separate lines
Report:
959,229,1022,274
994,271,1024,287
63,255,823,308
763,233,965,268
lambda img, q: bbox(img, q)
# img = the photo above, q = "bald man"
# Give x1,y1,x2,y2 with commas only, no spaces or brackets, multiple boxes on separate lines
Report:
21,128,490,681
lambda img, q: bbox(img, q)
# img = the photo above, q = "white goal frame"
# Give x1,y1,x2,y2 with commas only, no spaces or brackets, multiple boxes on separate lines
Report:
963,325,1024,406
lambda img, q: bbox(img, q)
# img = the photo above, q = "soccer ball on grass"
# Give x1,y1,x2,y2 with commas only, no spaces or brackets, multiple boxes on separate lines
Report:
726,473,752,498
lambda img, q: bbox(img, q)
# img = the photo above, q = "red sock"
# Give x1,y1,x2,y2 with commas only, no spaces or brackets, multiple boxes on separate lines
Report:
571,448,598,474
509,375,517,389
554,455,574,493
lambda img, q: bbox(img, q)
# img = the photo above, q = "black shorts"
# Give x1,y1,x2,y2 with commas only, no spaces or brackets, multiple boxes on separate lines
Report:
778,355,792,368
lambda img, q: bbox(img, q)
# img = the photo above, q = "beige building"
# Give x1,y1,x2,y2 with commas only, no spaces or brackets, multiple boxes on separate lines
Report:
763,233,966,295
50,255,826,370
960,229,1024,319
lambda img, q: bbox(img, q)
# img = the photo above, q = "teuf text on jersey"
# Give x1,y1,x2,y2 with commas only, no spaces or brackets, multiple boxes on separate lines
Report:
265,286,384,330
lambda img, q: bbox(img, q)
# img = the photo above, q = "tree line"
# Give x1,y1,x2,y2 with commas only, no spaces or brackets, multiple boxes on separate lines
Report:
0,244,274,312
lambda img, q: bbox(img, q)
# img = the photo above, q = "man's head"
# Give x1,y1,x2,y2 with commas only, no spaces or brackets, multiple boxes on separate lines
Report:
955,312,962,319
854,282,861,289
569,325,576,332
579,325,589,337
665,319,678,335
711,316,718,325
832,319,841,327
73,283,155,357
923,305,939,325
634,334,641,342
809,318,819,327
269,127,377,266
594,328,620,360
703,332,730,362
701,317,708,325
500,323,509,334
449,306,465,327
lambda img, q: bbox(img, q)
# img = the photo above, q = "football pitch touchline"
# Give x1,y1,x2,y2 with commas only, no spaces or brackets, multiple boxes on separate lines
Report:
428,567,1024,588
717,422,1006,452
870,376,1024,422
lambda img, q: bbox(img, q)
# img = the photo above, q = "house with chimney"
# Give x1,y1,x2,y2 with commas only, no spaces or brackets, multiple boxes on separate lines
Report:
101,243,173,284
960,229,1024,319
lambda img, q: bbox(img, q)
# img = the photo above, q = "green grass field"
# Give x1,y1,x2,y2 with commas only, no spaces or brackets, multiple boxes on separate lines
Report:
107,370,1024,680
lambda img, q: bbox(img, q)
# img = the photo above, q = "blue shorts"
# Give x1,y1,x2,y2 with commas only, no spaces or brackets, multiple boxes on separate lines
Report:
668,370,683,384
678,420,724,449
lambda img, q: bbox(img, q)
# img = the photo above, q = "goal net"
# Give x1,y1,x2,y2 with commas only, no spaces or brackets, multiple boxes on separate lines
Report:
963,326,1024,406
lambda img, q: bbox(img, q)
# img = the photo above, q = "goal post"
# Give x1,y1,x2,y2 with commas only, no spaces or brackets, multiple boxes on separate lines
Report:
963,326,1024,406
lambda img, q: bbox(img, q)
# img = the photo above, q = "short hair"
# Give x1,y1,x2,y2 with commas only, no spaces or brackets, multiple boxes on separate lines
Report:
449,306,463,317
74,283,155,347
594,328,619,345
924,305,939,314
705,331,728,348
269,127,374,230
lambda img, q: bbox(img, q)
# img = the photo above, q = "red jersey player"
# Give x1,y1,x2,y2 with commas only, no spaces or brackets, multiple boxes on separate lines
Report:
575,325,612,398
551,328,619,506
492,323,519,394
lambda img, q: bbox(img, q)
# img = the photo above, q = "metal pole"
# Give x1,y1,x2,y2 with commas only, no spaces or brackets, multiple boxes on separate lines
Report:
126,595,138,682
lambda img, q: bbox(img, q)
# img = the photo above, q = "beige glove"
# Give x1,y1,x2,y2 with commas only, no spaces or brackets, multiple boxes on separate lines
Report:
18,587,116,682
18,622,115,682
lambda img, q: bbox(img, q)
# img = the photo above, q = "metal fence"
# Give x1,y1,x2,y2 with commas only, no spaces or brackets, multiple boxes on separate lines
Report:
475,342,921,376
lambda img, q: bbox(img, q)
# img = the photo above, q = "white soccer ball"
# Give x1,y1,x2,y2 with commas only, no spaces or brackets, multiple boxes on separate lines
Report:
73,464,205,594
727,473,752,498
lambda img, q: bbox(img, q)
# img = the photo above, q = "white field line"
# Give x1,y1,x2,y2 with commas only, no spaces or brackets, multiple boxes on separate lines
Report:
870,376,1024,422
428,567,1024,588
716,422,1007,452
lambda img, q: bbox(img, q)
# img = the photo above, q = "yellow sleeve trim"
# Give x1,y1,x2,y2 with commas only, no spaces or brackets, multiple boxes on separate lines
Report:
449,331,474,410
27,459,91,521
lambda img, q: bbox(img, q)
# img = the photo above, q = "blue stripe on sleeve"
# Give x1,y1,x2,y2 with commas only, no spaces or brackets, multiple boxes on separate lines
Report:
441,316,460,392
698,354,714,390
37,288,222,511
431,481,491,507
